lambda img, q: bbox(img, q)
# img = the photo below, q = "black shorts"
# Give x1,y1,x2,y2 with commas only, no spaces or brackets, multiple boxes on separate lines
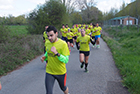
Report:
61,36,67,42
79,51,90,56
92,36,95,39
67,39,73,43
73,36,77,40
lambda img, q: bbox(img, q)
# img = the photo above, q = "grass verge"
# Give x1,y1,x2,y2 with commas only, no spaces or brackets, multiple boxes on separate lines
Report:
102,26,140,94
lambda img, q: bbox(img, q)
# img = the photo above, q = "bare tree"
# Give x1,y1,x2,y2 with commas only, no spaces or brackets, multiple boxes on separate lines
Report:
76,0,96,10
76,0,97,23
65,0,77,13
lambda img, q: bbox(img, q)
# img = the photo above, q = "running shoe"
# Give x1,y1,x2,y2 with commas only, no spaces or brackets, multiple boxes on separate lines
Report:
96,45,100,48
80,63,84,68
84,68,89,73
92,44,96,48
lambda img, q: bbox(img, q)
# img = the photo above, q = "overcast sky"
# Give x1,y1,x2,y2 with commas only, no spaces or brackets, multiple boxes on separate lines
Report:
0,0,131,17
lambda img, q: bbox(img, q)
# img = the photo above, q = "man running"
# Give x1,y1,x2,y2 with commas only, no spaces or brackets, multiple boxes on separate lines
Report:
65,24,70,30
76,28,81,38
71,25,77,46
60,24,67,42
91,24,96,47
85,25,91,36
43,26,49,53
76,29,95,72
93,23,102,48
43,26,49,66
41,26,70,94
66,29,74,52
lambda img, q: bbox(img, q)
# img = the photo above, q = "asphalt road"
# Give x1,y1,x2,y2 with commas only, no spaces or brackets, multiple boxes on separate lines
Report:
0,38,130,94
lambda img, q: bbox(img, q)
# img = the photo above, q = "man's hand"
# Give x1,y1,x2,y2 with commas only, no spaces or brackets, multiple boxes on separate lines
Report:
51,46,57,54
41,56,46,62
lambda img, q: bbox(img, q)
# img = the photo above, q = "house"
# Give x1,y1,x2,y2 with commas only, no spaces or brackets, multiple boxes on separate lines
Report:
109,16,138,25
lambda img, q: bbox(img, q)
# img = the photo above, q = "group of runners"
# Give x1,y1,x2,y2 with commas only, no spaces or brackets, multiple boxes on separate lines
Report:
41,23,102,94
0,23,102,93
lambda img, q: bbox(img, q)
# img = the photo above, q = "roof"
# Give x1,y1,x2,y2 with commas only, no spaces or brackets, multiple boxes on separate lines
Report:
110,16,138,20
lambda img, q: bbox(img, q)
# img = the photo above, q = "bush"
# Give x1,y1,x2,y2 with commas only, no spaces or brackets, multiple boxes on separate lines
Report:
0,24,9,43
0,35,44,76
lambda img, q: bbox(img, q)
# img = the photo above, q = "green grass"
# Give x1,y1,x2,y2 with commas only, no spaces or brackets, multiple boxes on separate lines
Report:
0,25,44,76
8,25,28,36
103,26,140,94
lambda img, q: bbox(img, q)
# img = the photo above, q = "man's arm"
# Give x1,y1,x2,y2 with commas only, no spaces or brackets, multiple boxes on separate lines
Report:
51,46,69,64
57,54,69,64
41,52,48,62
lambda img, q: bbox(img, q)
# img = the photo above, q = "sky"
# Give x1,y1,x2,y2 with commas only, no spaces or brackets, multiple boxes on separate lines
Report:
0,0,131,17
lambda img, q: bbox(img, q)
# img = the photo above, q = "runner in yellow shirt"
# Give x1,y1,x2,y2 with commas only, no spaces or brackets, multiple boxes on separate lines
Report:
60,24,68,42
88,23,93,30
76,28,81,38
76,29,95,72
43,26,49,66
41,26,70,94
43,26,48,53
91,24,96,47
71,25,78,46
65,24,70,32
85,25,91,36
66,29,74,52
93,23,102,48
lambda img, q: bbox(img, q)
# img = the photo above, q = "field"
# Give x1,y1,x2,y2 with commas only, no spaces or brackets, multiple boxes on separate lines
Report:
0,25,44,76
8,25,28,36
102,26,140,94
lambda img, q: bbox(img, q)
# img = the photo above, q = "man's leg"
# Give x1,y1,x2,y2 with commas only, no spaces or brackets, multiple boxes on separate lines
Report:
79,53,85,68
84,51,90,72
45,73,55,94
55,73,69,94
64,87,69,94
96,35,101,48
85,55,89,72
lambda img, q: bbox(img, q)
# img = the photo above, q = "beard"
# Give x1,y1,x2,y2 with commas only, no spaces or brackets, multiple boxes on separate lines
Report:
49,37,57,43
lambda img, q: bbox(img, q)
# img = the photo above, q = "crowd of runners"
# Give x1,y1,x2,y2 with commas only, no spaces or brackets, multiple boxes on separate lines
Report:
0,23,102,94
41,23,102,94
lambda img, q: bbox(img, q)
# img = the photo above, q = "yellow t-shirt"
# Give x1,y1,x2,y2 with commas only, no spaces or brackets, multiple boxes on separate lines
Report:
76,35,91,51
60,28,67,37
88,25,93,29
66,32,74,40
91,28,96,36
45,38,70,75
76,32,81,37
93,26,102,35
78,24,81,28
43,31,48,41
65,27,70,32
85,29,91,35
71,28,77,36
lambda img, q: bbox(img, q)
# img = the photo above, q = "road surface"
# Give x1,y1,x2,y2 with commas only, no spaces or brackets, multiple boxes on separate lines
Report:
0,38,129,94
